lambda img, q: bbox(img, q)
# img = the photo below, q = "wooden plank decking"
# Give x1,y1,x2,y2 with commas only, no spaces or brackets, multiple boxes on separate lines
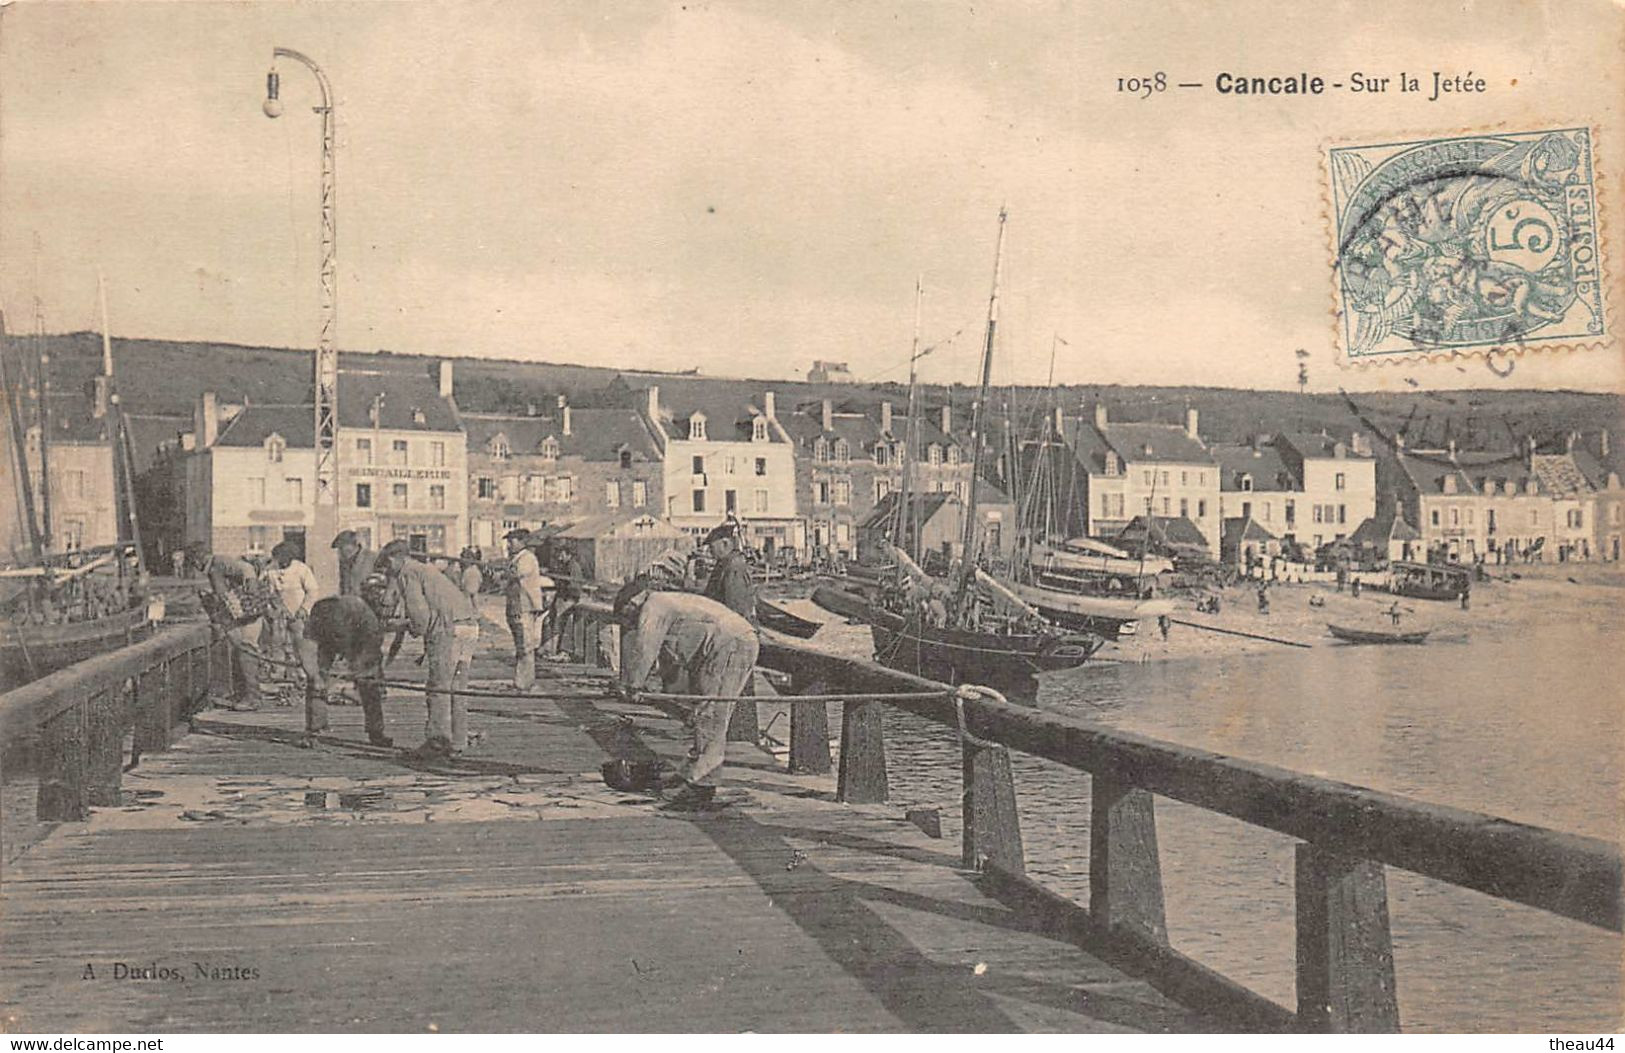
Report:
1,642,1221,1033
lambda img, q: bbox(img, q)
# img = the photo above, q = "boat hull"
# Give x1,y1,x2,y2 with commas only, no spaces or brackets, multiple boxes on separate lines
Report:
812,585,1102,683
1,610,153,691
1326,622,1431,645
757,600,822,639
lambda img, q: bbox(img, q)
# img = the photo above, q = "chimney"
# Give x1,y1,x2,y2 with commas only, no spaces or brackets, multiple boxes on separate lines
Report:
1251,433,1262,452
197,392,219,448
1565,431,1577,454
1394,431,1406,450
92,376,110,419
940,405,951,434
821,399,833,432
438,360,454,399
1447,438,1457,459
1093,402,1108,430
1351,431,1365,456
1524,435,1535,467
1053,406,1065,438
646,386,660,424
764,391,777,420
1602,430,1611,458
881,401,893,435
1185,407,1200,440
559,395,572,437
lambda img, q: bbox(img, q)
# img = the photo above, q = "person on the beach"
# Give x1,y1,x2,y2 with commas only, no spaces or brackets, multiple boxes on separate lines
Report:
504,528,549,689
1388,601,1402,626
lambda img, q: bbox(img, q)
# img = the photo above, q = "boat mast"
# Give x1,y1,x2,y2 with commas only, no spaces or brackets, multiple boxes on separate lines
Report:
34,301,52,551
958,207,1007,586
99,275,144,571
0,312,46,562
893,276,924,562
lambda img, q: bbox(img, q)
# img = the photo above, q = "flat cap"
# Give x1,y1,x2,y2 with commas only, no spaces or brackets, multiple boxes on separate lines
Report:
331,530,358,548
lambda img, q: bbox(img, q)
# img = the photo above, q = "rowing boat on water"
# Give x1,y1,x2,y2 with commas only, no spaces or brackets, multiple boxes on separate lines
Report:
1326,622,1431,645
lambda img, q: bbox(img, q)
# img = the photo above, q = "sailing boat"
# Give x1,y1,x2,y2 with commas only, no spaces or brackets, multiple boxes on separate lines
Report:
999,358,1174,638
1,292,153,690
812,211,1102,683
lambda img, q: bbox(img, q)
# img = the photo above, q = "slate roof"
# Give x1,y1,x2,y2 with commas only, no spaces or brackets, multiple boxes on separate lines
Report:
1276,431,1372,459
861,492,954,531
1350,512,1420,545
337,370,460,432
1394,450,1486,496
1212,443,1296,492
214,405,315,448
123,414,190,474
1117,515,1208,549
463,409,658,462
1101,423,1213,465
1222,516,1278,549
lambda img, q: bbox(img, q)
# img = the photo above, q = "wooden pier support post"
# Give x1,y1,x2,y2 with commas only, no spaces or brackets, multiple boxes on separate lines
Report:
134,662,172,753
1089,772,1168,943
726,682,760,742
961,741,1025,874
1295,844,1400,1033
85,686,126,807
788,677,831,774
36,702,89,821
837,697,887,803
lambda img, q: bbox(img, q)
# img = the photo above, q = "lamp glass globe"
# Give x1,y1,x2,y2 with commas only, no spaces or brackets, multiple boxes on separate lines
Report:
262,97,284,119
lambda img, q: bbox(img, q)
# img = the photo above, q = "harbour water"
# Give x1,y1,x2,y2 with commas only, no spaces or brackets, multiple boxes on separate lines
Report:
840,573,1623,1032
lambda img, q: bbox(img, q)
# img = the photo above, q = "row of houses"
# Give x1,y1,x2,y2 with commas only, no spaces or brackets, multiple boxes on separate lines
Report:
7,357,1622,576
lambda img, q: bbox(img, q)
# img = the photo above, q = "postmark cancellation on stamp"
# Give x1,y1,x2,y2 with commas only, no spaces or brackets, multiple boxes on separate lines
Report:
1328,128,1607,362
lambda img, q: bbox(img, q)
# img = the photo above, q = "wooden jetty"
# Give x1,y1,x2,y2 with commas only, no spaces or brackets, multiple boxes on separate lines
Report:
0,606,1619,1033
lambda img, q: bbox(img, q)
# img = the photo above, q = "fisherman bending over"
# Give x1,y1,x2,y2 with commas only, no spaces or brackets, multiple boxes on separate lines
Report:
192,542,270,712
613,559,759,810
297,580,396,749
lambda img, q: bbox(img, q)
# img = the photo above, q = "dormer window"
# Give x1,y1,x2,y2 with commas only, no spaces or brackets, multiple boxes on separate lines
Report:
813,438,829,463
1239,473,1253,492
539,436,560,460
266,434,286,463
489,434,510,461
834,439,849,462
927,444,942,466
875,444,890,466
1442,476,1457,495
411,407,426,425
752,417,768,442
689,413,707,441
1104,451,1120,476
945,446,959,466
619,449,633,470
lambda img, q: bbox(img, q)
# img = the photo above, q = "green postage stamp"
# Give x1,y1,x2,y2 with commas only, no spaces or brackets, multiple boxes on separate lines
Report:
1329,128,1607,363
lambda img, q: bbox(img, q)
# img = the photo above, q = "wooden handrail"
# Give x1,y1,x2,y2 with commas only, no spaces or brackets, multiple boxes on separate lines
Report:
578,598,1621,933
0,623,211,738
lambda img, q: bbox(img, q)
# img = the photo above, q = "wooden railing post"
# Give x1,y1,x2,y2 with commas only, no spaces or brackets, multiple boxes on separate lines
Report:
36,701,89,821
1089,771,1168,943
1295,843,1400,1033
961,741,1024,874
135,660,173,753
85,685,126,807
787,676,832,775
837,696,887,803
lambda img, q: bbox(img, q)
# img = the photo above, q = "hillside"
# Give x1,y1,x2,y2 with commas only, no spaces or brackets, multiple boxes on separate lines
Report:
10,332,1620,456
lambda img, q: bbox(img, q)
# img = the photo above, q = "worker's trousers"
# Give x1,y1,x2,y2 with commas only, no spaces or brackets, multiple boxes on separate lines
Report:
425,621,480,751
677,634,760,788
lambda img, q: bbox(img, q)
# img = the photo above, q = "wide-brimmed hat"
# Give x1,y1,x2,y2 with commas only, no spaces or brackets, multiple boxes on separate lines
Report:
702,520,740,546
331,529,358,549
503,527,531,542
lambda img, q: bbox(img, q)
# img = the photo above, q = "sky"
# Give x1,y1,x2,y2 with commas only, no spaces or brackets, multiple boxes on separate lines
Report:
1,0,1621,394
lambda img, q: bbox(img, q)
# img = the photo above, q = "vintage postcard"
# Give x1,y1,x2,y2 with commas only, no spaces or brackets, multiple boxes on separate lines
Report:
0,0,1620,1042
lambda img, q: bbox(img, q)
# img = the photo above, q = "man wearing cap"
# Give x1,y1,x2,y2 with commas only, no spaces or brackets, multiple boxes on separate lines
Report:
700,519,757,624
332,530,379,598
378,540,481,759
193,542,270,712
612,562,758,810
504,528,549,689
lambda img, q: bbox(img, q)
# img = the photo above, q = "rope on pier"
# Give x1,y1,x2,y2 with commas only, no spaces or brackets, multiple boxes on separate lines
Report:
1167,618,1314,649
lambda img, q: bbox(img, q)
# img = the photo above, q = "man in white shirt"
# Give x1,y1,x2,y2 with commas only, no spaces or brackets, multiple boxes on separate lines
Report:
266,540,320,707
504,529,552,689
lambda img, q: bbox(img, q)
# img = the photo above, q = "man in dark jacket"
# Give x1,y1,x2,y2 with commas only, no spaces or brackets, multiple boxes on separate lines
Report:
700,519,756,624
300,590,394,748
333,530,379,597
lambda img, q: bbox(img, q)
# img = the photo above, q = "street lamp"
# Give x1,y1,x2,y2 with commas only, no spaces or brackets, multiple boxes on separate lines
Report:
263,47,340,594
